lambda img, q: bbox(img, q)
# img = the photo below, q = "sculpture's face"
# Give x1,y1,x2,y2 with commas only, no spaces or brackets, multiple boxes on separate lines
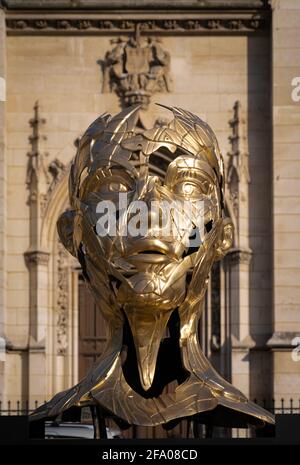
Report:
80,153,222,312
58,105,233,390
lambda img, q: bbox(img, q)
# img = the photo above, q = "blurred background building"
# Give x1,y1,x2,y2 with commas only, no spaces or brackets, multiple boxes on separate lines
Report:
0,0,299,430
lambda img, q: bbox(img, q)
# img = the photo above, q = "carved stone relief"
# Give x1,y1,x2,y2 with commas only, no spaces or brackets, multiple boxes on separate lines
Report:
101,24,172,108
56,241,69,355
26,101,50,206
226,101,250,222
6,17,269,34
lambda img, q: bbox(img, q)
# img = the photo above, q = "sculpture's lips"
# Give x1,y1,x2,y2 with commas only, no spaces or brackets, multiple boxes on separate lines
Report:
126,253,173,264
123,238,179,262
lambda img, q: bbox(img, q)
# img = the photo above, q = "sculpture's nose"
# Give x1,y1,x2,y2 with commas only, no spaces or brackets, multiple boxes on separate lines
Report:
142,176,162,199
123,174,175,251
140,176,172,235
123,175,165,242
142,176,162,224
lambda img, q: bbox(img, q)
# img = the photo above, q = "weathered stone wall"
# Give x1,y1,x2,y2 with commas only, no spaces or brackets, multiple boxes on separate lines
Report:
0,8,6,404
270,0,300,403
4,31,273,405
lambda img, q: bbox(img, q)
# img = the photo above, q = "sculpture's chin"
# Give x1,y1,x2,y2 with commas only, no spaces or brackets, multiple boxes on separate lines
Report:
116,271,186,311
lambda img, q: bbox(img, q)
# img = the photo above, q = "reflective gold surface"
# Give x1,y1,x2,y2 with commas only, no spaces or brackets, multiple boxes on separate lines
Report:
31,105,274,427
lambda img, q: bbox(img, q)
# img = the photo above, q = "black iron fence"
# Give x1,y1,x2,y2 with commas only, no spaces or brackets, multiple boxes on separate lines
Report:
254,398,300,414
0,398,299,439
1,398,299,416
0,400,45,416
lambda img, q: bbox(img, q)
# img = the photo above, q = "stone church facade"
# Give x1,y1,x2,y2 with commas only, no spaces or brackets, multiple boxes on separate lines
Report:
0,0,299,419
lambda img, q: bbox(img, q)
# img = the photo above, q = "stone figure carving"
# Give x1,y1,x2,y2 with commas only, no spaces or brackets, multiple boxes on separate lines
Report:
102,24,172,108
31,105,274,431
56,241,69,356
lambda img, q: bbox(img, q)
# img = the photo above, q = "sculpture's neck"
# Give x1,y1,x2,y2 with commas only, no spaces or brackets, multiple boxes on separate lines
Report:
107,298,205,398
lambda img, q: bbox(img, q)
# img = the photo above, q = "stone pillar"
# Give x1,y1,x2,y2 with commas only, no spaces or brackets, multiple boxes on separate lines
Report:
0,7,6,403
54,243,79,394
24,102,50,406
24,250,49,406
226,101,253,398
227,249,253,398
267,0,300,405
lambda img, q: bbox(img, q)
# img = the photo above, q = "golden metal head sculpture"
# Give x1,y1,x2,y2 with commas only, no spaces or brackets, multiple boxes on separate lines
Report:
32,105,274,429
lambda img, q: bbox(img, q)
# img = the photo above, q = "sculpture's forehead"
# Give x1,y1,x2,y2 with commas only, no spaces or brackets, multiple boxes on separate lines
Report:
88,127,220,181
70,105,224,205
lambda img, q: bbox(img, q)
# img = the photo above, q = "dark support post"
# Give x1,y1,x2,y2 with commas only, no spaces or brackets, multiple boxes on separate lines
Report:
90,405,99,439
96,405,107,439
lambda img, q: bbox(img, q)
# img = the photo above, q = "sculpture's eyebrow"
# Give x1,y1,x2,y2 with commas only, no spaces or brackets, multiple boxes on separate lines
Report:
175,167,215,181
96,167,136,186
96,165,134,176
165,157,218,187
79,165,136,198
89,155,139,179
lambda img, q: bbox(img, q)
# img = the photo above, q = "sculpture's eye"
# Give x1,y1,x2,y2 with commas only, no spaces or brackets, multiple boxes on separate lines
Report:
94,168,135,195
97,180,132,194
172,179,210,198
107,181,129,193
